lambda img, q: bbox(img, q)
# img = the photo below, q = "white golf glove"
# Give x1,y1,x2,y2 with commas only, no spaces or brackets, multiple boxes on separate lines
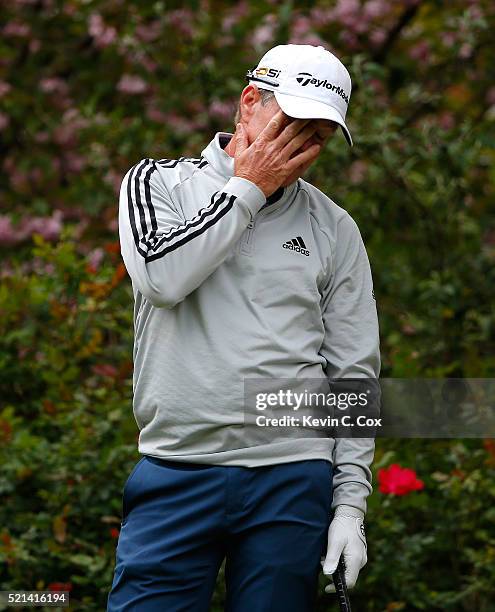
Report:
321,504,367,593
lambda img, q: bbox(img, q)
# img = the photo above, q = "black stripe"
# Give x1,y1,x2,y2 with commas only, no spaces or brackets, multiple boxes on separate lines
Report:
127,159,237,261
128,159,155,258
130,158,215,253
296,236,306,249
147,195,236,262
157,156,208,168
127,163,145,257
150,192,228,253
291,239,298,247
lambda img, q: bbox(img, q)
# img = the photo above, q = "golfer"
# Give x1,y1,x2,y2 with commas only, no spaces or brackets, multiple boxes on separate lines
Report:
108,43,380,611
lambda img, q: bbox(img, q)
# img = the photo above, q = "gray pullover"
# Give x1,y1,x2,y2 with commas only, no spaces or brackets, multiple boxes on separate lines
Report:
118,131,381,514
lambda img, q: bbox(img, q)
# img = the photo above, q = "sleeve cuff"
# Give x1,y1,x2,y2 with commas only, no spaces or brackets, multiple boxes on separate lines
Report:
331,481,371,515
224,176,266,218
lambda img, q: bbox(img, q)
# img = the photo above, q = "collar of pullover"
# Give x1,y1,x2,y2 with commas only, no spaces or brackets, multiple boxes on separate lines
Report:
201,131,298,211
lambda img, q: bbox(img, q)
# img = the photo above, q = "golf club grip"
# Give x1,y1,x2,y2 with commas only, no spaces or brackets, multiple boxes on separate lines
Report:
332,556,352,612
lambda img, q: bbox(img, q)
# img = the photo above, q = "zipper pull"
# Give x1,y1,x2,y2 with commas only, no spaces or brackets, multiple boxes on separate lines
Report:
247,221,254,229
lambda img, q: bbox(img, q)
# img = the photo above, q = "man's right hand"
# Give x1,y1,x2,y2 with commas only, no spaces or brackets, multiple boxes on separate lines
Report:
233,110,320,198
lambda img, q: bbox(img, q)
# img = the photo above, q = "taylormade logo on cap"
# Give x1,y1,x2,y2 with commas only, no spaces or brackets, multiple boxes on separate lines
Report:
295,72,350,105
245,44,354,146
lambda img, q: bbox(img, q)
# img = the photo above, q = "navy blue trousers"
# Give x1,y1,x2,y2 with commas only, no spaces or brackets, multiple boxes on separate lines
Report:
107,455,333,612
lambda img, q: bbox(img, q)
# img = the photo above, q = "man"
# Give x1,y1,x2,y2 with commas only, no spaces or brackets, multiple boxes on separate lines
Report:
108,43,380,611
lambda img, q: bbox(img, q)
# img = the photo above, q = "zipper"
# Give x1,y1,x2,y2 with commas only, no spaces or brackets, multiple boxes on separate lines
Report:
240,219,256,255
238,183,297,256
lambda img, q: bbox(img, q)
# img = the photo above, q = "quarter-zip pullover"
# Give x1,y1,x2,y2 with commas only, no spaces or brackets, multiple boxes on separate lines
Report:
118,131,381,514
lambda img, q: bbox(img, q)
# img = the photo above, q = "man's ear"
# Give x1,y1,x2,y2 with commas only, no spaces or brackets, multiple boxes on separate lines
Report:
239,84,261,121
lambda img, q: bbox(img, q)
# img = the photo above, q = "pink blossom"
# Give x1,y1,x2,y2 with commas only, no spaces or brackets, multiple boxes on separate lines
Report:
88,13,117,49
0,261,15,278
71,219,90,241
353,19,370,35
3,21,31,37
467,5,483,20
87,248,105,272
166,9,195,38
53,124,77,147
107,217,118,232
117,74,147,94
31,257,55,275
51,109,90,146
0,216,17,246
140,54,158,74
34,131,50,143
64,152,87,173
363,0,388,20
167,112,198,134
20,210,64,242
252,14,277,48
458,43,472,59
0,81,12,97
408,40,430,62
209,99,235,121
339,30,359,50
290,33,327,47
440,31,456,48
331,0,361,28
29,38,41,53
135,20,162,43
0,212,63,246
369,28,387,47
308,7,334,26
291,15,312,37
221,1,249,31
368,79,385,94
39,77,69,95
348,160,368,185
0,112,9,131
146,106,169,124
288,15,327,46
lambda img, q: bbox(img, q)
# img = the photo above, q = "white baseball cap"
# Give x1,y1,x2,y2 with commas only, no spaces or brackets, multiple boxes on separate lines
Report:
245,44,353,146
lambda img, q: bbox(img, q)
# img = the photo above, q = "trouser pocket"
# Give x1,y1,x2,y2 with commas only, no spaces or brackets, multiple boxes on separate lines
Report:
121,456,146,525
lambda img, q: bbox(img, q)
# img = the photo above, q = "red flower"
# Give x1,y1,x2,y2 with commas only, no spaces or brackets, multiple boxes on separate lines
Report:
47,582,73,592
378,463,424,496
91,363,119,378
109,527,120,539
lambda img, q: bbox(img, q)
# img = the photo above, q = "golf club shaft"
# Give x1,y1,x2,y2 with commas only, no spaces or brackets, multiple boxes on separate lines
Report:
333,556,352,612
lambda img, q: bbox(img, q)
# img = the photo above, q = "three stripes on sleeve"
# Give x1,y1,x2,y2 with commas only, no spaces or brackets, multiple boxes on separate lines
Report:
125,157,238,263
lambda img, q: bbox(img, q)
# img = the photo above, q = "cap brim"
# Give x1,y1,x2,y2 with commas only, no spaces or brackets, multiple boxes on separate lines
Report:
273,91,353,147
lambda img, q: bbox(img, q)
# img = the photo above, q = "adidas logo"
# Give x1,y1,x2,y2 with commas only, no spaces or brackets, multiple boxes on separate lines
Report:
282,236,310,256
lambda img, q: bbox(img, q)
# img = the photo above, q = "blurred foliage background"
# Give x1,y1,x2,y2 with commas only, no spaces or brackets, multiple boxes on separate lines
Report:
1,0,494,610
